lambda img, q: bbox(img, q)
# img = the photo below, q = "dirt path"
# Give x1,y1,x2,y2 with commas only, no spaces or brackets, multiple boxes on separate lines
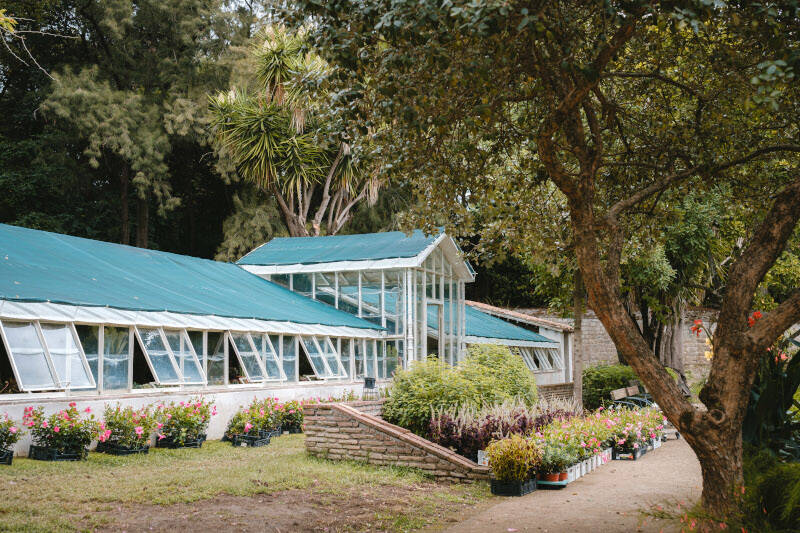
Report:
443,439,701,533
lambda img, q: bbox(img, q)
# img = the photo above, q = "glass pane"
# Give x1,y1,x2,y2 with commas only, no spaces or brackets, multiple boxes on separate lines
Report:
336,272,360,315
2,321,56,389
293,273,313,297
315,273,336,306
360,272,382,326
188,331,203,358
377,341,386,379
321,338,346,377
231,333,264,380
301,337,331,377
164,330,204,384
207,332,225,385
340,339,351,378
138,328,180,384
40,323,93,389
76,325,100,385
354,339,365,378
103,327,130,390
365,341,376,378
387,341,401,377
282,336,297,381
271,274,290,288
259,335,282,380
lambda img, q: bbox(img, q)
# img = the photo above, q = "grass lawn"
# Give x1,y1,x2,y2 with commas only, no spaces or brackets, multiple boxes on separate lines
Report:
0,435,493,532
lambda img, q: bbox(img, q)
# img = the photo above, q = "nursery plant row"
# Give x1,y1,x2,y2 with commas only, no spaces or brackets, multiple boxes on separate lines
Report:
0,396,319,464
484,406,670,496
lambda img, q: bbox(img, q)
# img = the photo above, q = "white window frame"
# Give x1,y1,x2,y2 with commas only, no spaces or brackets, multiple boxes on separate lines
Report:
163,328,207,385
228,331,268,383
134,326,182,386
259,334,286,381
0,320,97,392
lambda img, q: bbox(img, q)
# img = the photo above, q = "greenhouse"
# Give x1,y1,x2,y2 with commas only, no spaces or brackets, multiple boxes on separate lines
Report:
0,225,573,406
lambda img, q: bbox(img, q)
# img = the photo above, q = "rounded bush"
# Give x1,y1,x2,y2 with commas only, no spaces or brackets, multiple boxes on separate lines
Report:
382,344,538,436
582,363,637,410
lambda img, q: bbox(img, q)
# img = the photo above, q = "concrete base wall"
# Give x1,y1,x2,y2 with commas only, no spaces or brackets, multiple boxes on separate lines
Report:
0,381,381,456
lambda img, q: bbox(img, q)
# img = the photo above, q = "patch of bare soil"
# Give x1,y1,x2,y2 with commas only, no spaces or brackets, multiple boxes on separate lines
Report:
90,482,486,532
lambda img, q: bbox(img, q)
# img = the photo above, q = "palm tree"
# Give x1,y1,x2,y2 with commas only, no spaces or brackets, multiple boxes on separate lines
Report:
210,25,380,237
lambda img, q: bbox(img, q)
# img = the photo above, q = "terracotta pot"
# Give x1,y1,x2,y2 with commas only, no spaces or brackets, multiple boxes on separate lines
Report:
558,471,568,481
542,472,560,482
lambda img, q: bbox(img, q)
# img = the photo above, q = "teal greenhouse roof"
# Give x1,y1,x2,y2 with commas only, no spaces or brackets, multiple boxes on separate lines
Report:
463,305,556,344
0,224,382,330
237,230,442,266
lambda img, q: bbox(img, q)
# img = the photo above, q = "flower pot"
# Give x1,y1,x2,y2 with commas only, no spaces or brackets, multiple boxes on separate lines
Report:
652,438,662,450
260,427,282,439
558,472,568,481
285,424,302,434
490,478,537,497
0,448,12,465
541,472,560,482
231,433,271,448
155,433,207,449
29,444,88,461
612,446,646,461
95,441,150,456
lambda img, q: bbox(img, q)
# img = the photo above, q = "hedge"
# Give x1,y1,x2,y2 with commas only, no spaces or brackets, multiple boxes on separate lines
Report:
581,363,637,410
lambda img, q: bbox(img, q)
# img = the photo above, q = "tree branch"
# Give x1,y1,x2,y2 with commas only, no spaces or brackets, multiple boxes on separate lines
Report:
746,289,800,351
311,143,345,235
716,177,800,349
605,144,800,222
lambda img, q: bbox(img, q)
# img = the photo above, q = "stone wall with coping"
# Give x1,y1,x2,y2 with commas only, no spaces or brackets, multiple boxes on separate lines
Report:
304,403,489,482
538,382,575,402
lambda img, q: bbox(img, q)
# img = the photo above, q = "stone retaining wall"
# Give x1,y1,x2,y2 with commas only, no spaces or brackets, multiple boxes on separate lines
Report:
304,403,489,482
538,382,574,402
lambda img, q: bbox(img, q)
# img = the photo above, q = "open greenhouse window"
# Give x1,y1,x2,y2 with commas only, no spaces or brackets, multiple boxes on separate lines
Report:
134,327,181,385
257,334,284,381
164,329,206,385
229,332,267,382
516,347,539,371
534,347,563,370
0,320,95,391
300,336,344,379
320,337,347,378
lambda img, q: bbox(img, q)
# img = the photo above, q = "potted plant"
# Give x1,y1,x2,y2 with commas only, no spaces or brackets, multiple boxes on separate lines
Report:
0,413,22,465
538,442,566,482
486,435,540,496
155,398,215,449
96,404,158,455
279,400,303,433
23,403,99,461
254,397,282,438
224,405,270,448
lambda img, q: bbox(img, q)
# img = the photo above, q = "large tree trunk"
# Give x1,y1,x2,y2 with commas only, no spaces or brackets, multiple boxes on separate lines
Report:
572,270,584,406
136,194,149,248
120,167,130,245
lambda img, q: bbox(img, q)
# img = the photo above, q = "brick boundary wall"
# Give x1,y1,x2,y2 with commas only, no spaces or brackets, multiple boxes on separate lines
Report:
342,399,385,417
304,403,490,482
538,382,574,402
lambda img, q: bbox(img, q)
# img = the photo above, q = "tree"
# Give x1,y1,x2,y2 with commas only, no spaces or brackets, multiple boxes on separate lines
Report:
295,0,800,517
40,0,235,248
209,25,381,237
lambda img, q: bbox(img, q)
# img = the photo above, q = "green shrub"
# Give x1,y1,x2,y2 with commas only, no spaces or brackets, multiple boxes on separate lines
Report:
382,345,538,435
582,363,637,410
458,344,538,407
486,434,541,482
742,447,800,532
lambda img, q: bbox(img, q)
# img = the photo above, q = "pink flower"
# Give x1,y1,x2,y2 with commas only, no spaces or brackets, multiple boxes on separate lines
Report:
68,402,76,408
158,434,165,441
9,426,17,434
134,426,144,436
166,413,172,419
53,426,60,433
633,443,639,449
244,423,253,433
84,407,92,414
41,421,49,429
157,422,163,429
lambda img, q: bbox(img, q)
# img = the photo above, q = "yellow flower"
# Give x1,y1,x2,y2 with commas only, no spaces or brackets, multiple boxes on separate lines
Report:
705,338,712,347
704,351,714,361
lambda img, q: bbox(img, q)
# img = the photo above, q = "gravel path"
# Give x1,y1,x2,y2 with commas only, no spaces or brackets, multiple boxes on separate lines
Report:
444,438,702,533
